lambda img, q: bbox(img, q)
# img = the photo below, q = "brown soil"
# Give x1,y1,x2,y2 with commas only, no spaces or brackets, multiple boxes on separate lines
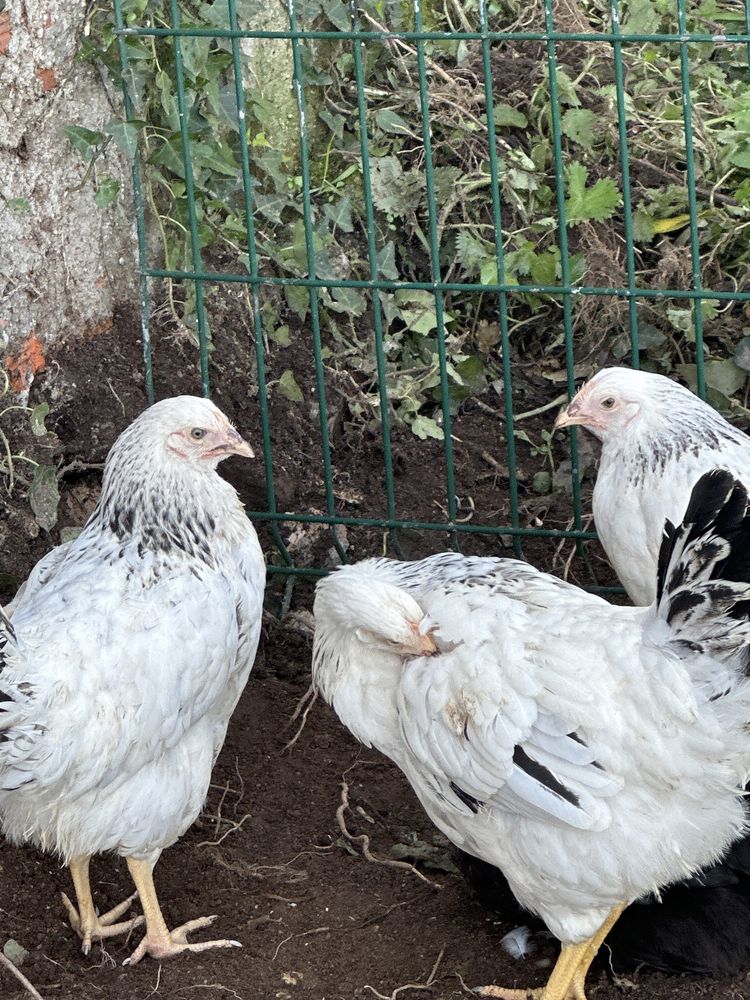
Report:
2,311,749,999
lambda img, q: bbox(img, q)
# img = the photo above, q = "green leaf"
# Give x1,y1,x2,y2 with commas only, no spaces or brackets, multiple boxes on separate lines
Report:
30,402,50,437
103,119,143,157
29,465,60,532
564,162,621,225
622,0,662,33
63,125,105,161
632,208,656,242
378,242,398,281
705,358,746,397
180,34,212,79
269,325,291,347
730,143,750,169
735,338,750,373
319,109,344,140
278,369,303,402
411,415,443,440
530,250,558,284
284,284,309,321
493,103,528,129
561,109,596,151
323,193,354,232
94,176,121,208
375,109,413,135
7,198,30,213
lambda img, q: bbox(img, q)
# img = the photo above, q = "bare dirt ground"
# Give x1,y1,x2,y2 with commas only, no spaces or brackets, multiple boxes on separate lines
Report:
2,313,750,1000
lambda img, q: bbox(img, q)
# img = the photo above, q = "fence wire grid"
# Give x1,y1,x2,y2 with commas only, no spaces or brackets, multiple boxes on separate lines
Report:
111,0,750,583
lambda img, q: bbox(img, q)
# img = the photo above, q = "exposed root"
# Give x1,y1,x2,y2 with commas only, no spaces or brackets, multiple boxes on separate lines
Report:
363,946,445,1000
0,950,44,1000
282,681,318,753
336,775,443,889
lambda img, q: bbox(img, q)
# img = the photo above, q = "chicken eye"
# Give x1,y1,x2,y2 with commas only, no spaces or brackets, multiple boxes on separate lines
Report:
190,427,207,440
600,397,616,410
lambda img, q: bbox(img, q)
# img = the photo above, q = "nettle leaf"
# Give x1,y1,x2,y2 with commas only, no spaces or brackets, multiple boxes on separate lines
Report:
94,176,121,208
493,103,528,129
323,193,354,232
564,162,621,225
623,0,662,33
455,231,491,273
633,208,656,242
561,108,596,150
278,369,303,402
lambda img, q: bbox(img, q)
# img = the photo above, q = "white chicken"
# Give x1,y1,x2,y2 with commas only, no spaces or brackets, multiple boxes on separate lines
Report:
0,396,265,964
553,366,750,605
312,470,750,1000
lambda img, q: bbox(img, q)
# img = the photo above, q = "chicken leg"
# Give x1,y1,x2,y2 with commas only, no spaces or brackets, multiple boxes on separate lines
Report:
475,903,627,1000
61,855,144,955
123,857,241,965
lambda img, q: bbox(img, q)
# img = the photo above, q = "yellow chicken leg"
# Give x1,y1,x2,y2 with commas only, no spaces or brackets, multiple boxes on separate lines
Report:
123,857,241,965
61,855,144,955
476,903,627,1000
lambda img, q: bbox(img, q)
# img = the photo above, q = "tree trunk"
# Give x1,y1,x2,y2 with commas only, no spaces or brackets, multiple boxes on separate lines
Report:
0,0,139,399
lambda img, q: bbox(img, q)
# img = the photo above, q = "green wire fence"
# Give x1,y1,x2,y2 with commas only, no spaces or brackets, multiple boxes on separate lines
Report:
110,0,750,583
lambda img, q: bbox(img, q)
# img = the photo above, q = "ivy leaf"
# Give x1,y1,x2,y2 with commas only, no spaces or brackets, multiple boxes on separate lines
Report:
94,176,121,209
564,162,621,225
284,284,309,321
103,119,143,157
561,109,596,151
378,241,398,280
323,193,354,232
63,125,105,162
278,369,303,402
375,109,412,135
29,465,60,532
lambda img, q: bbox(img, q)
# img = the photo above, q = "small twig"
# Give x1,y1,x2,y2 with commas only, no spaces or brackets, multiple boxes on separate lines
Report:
514,393,569,423
196,813,251,848
0,951,45,1000
363,946,445,1000
336,777,442,889
359,10,455,86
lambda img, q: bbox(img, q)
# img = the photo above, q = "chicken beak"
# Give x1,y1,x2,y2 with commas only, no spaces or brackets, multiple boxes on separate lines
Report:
553,400,585,431
222,427,255,458
408,619,439,656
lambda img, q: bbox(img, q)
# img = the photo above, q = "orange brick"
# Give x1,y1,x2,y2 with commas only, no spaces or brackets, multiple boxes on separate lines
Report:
0,12,11,56
35,66,57,92
5,333,46,392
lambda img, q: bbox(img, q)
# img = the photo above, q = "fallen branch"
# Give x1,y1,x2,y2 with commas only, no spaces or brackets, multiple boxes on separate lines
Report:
0,951,44,1000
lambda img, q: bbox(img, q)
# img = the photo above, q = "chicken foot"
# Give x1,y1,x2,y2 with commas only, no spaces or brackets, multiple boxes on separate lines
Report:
122,857,241,965
475,903,627,1000
61,855,144,956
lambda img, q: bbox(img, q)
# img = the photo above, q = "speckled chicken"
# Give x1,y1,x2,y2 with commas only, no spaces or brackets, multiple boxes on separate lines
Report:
312,470,750,1000
0,396,265,964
